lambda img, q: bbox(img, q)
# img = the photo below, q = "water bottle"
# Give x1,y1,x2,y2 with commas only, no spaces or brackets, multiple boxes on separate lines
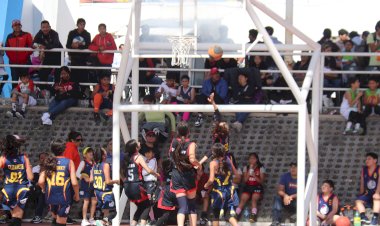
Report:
44,90,50,105
353,210,361,226
243,207,250,220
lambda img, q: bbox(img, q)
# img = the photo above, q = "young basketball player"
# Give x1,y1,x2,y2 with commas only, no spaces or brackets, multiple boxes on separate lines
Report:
76,147,96,226
124,139,159,226
317,180,340,225
236,153,266,222
204,143,239,226
0,135,33,226
91,148,119,226
355,152,380,225
38,139,80,226
169,122,201,226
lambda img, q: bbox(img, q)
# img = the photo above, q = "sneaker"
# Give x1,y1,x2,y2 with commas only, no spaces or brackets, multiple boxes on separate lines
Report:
66,217,75,225
371,216,378,226
194,115,203,127
42,118,53,126
353,127,364,135
94,112,101,123
219,209,224,220
249,213,257,223
5,111,16,118
32,216,42,224
270,221,280,226
100,112,110,121
199,216,208,225
362,215,371,224
343,128,352,135
41,112,50,121
44,212,54,221
89,219,96,225
232,121,243,132
15,111,25,119
81,219,91,226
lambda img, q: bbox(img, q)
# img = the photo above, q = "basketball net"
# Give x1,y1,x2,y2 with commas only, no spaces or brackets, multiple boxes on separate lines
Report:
168,36,196,68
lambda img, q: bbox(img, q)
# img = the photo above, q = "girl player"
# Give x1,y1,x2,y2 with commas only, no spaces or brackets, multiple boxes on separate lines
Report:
76,147,96,226
38,139,80,226
169,121,202,226
91,148,119,226
236,153,266,222
204,143,239,226
124,139,159,226
0,135,33,226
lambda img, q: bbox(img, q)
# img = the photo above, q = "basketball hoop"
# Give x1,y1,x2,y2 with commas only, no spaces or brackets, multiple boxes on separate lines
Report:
168,36,196,68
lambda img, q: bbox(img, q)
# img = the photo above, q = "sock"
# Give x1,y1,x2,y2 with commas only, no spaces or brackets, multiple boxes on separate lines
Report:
355,123,360,130
360,212,366,219
252,208,257,215
236,207,242,215
21,103,26,112
346,121,352,130
11,102,16,111
374,213,379,217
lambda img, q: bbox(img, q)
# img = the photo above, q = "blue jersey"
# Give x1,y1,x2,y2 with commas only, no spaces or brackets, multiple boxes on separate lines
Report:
3,154,28,185
213,157,233,189
318,193,337,216
80,160,94,191
45,157,72,205
362,166,380,194
93,162,113,192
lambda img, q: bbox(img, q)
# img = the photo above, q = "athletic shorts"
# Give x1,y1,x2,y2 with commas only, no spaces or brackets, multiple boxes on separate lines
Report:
49,204,71,217
210,186,239,211
357,193,374,208
80,181,95,199
18,96,37,106
170,168,197,194
2,184,29,210
157,184,176,211
242,184,263,196
95,190,116,209
124,182,148,204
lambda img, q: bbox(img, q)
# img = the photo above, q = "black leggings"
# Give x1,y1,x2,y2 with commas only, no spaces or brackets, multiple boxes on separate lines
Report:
348,111,366,130
133,200,151,222
153,205,177,226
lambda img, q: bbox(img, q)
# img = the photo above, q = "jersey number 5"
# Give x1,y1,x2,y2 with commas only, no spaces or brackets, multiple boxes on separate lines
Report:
50,172,65,186
128,169,134,181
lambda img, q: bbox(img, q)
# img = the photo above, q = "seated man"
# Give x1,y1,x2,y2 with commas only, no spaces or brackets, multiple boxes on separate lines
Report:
195,67,228,127
355,152,380,225
271,162,297,226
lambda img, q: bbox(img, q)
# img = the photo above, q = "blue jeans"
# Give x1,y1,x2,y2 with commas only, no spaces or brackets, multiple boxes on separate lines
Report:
272,195,296,222
49,98,78,119
235,112,249,124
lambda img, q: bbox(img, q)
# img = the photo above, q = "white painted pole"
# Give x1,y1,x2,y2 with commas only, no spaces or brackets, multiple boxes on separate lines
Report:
297,104,307,226
301,50,321,100
246,3,304,105
319,55,325,112
285,0,293,45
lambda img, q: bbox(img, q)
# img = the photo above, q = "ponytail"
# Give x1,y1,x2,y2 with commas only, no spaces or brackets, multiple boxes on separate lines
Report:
42,154,58,178
125,139,139,164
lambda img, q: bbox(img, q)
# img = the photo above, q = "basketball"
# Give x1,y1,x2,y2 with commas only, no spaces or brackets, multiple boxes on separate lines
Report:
335,216,350,226
208,45,223,61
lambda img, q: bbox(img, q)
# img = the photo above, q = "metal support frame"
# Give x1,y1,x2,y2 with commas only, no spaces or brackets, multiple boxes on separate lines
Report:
112,1,320,225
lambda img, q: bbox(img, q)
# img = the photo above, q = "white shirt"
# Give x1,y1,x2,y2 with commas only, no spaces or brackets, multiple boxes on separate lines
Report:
32,165,41,174
142,157,157,182
156,82,177,99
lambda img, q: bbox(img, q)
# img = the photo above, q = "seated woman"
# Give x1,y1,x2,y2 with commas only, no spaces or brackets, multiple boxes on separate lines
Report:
91,71,115,123
41,66,81,125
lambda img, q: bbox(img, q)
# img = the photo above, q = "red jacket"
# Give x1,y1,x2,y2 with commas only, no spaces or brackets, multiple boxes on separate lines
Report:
63,142,81,170
5,31,33,64
88,33,116,65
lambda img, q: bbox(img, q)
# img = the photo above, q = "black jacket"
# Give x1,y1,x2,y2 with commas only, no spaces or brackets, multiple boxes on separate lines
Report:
66,29,91,58
33,29,63,65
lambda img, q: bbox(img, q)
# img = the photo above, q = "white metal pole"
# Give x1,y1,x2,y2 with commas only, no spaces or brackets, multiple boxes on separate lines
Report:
301,50,321,100
320,55,325,112
246,3,304,105
285,0,293,45
297,104,307,226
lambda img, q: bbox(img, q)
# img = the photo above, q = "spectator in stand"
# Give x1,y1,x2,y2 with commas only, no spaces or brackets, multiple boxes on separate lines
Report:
265,26,281,69
342,40,357,86
244,29,259,67
271,162,298,226
204,58,237,79
155,72,177,104
355,152,380,225
340,77,365,135
195,67,228,127
30,152,48,224
66,18,91,84
5,19,33,87
88,23,117,76
91,71,114,123
322,43,341,107
139,95,176,142
251,56,269,85
318,28,332,46
0,43,8,95
33,20,63,83
176,75,195,122
139,58,162,97
230,73,255,132
349,31,362,48
335,29,349,52
363,77,380,117
40,66,81,125
315,180,340,225
5,73,36,119
266,75,294,105
293,53,311,86
367,21,380,70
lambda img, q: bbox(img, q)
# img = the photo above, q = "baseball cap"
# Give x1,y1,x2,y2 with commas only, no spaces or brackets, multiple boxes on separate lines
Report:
146,130,157,137
12,20,21,27
289,162,297,167
210,67,219,75
83,147,93,155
